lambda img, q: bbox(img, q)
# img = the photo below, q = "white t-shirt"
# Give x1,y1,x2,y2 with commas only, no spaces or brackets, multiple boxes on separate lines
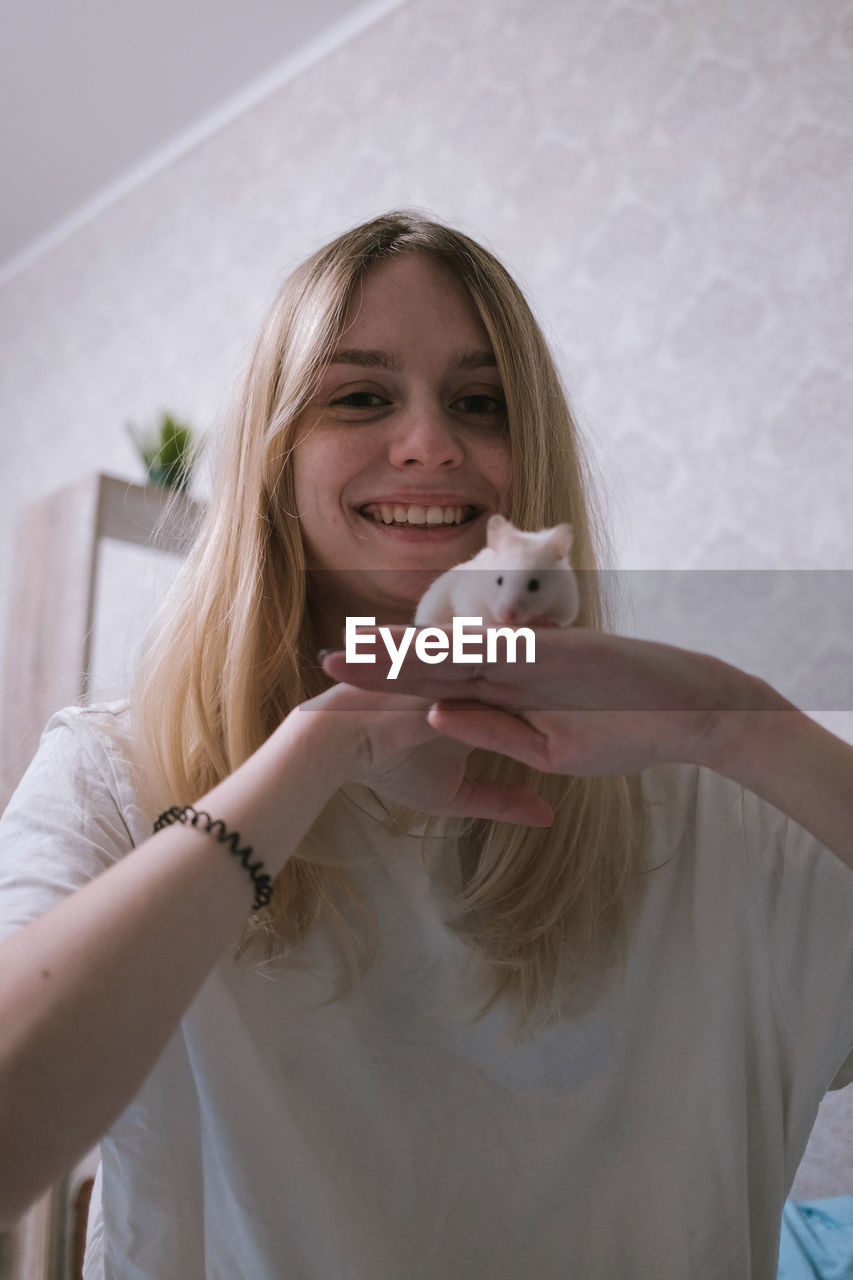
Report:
2,704,853,1280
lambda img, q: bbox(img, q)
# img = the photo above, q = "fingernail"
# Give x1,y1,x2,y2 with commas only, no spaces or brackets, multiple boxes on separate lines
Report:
317,648,337,661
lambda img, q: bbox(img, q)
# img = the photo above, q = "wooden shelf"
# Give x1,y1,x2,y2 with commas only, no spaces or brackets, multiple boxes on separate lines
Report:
1,472,202,811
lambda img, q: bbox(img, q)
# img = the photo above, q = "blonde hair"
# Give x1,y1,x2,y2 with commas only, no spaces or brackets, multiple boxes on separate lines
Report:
130,210,641,1033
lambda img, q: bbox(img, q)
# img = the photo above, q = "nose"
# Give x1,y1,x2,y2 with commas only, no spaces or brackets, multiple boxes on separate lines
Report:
388,402,465,470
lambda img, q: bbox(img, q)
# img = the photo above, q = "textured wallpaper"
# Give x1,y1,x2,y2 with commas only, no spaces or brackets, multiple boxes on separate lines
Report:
0,0,851,717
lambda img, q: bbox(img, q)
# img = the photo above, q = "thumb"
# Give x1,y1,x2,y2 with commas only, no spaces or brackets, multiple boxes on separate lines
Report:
445,778,554,828
427,701,548,771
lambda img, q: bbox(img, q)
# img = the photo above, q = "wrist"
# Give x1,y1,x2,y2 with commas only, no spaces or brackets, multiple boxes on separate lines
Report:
691,677,853,869
279,685,364,789
197,700,354,882
687,660,799,781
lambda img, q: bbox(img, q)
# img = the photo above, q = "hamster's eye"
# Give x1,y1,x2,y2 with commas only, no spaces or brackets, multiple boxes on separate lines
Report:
496,576,503,586
527,578,540,591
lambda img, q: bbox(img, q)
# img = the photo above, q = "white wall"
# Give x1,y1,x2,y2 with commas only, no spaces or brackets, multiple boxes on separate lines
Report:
1,0,852,724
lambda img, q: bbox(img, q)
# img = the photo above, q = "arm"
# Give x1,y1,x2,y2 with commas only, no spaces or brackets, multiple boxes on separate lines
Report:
705,703,853,874
0,707,349,1225
322,627,853,873
0,681,549,1224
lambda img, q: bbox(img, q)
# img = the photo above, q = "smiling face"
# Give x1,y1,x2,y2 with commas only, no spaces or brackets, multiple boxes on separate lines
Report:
292,252,513,638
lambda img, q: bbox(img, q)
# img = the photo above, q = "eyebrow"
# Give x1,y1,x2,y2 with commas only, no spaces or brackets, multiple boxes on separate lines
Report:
330,348,499,372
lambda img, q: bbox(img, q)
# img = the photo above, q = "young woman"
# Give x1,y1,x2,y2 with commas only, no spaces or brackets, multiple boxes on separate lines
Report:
1,211,852,1279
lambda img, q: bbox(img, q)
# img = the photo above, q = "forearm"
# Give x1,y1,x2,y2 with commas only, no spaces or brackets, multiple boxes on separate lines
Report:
0,708,351,1224
700,676,853,872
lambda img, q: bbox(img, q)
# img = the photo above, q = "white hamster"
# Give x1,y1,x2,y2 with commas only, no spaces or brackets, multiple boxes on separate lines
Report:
414,514,580,627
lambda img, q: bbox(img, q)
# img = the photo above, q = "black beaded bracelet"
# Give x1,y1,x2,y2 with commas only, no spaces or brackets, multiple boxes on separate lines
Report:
153,805,273,912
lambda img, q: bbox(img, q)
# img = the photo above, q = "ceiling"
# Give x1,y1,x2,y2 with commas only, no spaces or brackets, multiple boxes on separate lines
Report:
0,0,395,287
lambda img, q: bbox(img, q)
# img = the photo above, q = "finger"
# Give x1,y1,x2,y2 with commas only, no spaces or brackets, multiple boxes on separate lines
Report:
321,628,597,701
443,778,554,827
321,655,536,715
426,701,551,771
322,646,483,692
322,625,569,686
301,683,432,715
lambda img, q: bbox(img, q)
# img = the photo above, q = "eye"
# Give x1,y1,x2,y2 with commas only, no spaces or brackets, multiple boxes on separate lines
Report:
527,578,540,591
496,575,503,586
452,393,507,417
331,391,390,409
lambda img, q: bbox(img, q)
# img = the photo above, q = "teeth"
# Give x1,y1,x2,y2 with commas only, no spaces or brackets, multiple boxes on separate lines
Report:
362,503,472,526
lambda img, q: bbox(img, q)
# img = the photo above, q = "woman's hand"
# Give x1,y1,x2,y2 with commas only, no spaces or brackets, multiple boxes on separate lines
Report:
297,680,554,825
320,627,786,777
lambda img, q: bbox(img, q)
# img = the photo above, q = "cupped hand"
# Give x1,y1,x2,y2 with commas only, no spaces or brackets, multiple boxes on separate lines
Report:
321,627,783,777
298,680,554,825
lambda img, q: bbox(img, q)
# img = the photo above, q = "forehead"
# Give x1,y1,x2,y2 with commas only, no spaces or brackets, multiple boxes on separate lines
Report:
340,253,493,350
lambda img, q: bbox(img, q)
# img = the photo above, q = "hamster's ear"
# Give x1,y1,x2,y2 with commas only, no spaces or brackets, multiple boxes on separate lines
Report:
549,523,574,560
486,513,510,548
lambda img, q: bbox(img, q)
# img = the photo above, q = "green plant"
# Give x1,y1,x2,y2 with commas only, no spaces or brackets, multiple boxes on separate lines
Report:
127,411,201,493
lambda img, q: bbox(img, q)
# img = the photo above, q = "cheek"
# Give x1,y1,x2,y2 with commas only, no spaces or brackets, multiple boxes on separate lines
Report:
294,441,340,514
294,433,368,502
291,439,315,513
479,438,513,507
292,441,363,561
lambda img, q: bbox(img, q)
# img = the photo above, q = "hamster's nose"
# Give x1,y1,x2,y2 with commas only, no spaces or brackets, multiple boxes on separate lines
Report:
498,606,520,625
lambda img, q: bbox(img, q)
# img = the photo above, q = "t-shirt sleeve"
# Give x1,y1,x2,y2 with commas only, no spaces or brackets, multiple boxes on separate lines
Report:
740,783,853,1093
0,707,137,943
